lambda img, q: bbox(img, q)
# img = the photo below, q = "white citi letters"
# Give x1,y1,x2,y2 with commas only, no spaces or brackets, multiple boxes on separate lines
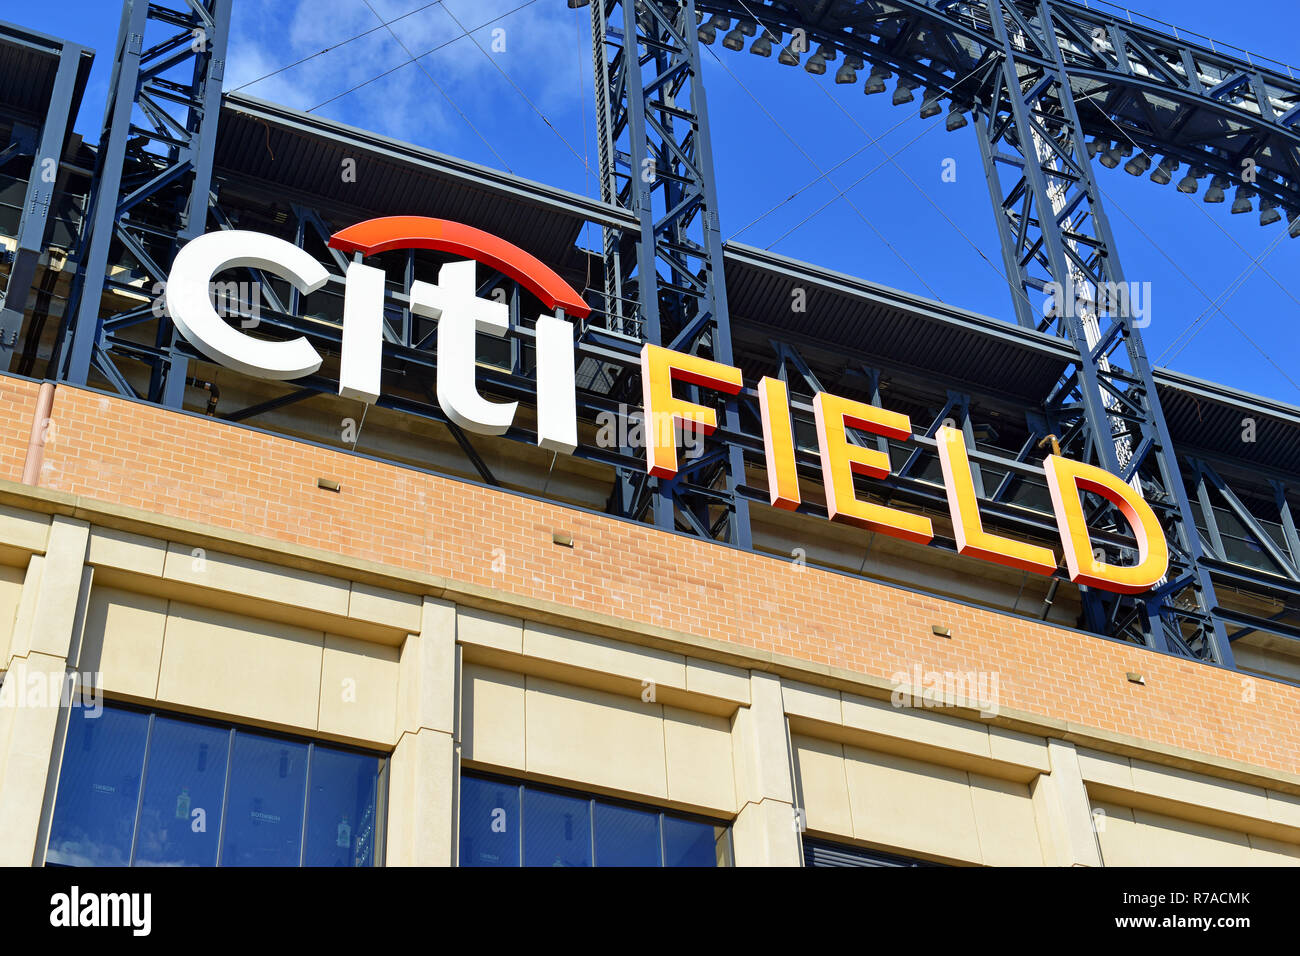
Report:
413,259,517,436
165,232,578,453
165,230,325,379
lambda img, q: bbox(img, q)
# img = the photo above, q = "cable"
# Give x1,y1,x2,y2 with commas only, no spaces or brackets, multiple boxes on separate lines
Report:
306,0,542,113
727,69,981,245
764,124,937,248
1158,231,1285,363
699,43,945,301
727,139,874,243
438,2,597,181
352,0,514,173
727,0,1044,319
229,0,446,93
574,7,595,279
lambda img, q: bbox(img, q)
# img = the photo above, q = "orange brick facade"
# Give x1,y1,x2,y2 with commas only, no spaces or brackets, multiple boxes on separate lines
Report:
10,374,1297,776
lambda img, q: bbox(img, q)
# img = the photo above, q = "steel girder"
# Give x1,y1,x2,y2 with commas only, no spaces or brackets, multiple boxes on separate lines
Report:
589,0,752,548
58,0,230,408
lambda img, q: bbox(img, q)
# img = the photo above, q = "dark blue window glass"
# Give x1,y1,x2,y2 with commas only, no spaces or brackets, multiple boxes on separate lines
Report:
133,717,229,867
461,774,729,867
46,704,385,867
523,788,591,867
459,775,520,867
663,815,720,867
594,803,660,866
220,732,308,866
303,746,381,867
46,706,149,866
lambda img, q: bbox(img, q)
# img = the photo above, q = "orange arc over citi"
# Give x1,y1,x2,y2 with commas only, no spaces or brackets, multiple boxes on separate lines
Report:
329,216,592,319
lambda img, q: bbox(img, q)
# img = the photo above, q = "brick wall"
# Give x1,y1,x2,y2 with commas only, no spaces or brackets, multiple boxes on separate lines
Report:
13,377,1297,775
0,376,39,483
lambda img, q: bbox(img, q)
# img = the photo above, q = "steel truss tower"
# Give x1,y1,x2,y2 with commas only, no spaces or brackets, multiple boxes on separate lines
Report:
60,0,229,407
973,0,1229,662
589,0,752,548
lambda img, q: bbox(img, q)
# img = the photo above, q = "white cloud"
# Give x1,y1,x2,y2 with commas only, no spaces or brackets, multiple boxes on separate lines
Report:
225,0,597,181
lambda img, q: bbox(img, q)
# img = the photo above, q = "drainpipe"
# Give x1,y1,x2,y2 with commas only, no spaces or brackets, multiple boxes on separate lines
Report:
22,381,56,485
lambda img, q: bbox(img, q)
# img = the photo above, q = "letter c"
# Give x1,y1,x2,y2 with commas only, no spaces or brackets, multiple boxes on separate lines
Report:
165,230,326,379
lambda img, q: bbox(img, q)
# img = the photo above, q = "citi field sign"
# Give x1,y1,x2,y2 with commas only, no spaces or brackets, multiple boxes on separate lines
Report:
165,216,1167,595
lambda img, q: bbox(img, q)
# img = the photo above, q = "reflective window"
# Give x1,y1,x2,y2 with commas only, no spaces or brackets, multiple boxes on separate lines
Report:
459,774,520,867
133,716,229,867
46,706,149,866
303,746,382,867
594,803,659,866
524,788,591,867
46,703,385,866
663,814,725,867
220,733,308,867
459,773,730,867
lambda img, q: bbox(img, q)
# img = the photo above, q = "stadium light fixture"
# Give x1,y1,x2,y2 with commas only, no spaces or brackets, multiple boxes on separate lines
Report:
723,20,756,51
892,77,917,105
750,31,775,57
1149,156,1178,185
1123,153,1151,176
1259,198,1282,226
919,89,942,118
1204,175,1229,203
1230,186,1253,214
863,64,891,94
1177,168,1202,193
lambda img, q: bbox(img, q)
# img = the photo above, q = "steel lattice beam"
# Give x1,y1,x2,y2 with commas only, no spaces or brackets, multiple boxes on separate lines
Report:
695,0,1300,223
967,0,1230,663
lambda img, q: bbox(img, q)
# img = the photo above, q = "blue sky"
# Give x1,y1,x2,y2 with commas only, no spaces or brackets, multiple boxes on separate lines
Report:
20,0,1300,405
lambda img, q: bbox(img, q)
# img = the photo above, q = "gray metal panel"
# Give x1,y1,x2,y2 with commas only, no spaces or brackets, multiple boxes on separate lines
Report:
1156,370,1300,477
215,93,634,268
0,20,93,121
723,243,1073,402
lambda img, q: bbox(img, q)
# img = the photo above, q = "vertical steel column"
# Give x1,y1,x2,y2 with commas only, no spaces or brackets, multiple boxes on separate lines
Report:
0,42,85,369
590,0,750,548
973,0,1230,665
60,0,230,407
